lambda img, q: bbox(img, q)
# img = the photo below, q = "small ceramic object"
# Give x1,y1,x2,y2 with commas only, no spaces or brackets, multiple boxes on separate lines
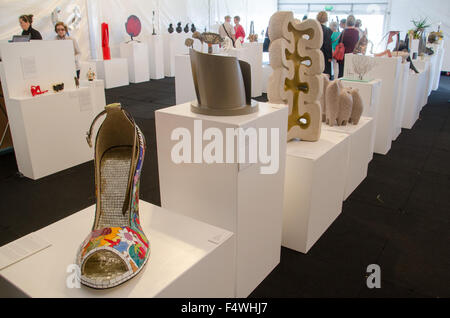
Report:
168,23,174,34
74,77,79,88
30,85,48,97
52,82,64,92
184,23,189,33
176,22,182,33
191,23,196,33
87,68,96,81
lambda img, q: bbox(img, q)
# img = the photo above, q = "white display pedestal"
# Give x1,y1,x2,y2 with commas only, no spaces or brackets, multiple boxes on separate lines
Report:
147,35,165,80
414,59,431,110
92,58,129,89
322,117,374,200
431,41,445,90
402,69,426,129
344,54,401,155
6,89,95,179
155,102,288,297
119,42,150,83
228,46,263,97
0,41,103,180
163,33,192,77
0,201,235,297
79,79,106,115
242,42,263,97
175,54,195,104
392,62,410,140
283,130,349,253
262,64,273,94
339,79,381,161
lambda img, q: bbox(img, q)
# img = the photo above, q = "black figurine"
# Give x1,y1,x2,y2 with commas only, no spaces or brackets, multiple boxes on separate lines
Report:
184,23,189,33
168,23,174,34
176,22,182,33
191,23,196,33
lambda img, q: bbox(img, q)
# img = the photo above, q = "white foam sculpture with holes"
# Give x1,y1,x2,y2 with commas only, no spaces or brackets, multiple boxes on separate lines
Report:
267,11,324,141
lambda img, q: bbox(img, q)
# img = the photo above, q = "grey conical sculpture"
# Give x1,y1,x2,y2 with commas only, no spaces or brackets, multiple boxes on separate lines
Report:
189,49,258,116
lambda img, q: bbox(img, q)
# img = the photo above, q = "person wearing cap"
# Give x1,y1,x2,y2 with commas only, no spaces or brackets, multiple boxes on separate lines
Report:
219,15,236,46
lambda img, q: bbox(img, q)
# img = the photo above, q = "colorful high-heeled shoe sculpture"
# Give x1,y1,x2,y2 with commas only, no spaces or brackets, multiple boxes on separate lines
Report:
30,85,48,97
77,103,150,289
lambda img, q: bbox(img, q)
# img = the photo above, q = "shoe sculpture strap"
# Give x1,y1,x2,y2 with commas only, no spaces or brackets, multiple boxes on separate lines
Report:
86,103,138,215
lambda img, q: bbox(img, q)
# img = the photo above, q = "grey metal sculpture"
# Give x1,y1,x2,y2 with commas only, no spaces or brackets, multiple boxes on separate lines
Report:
189,49,258,116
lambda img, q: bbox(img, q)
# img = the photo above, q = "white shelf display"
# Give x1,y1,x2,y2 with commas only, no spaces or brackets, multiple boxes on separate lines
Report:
322,117,374,200
147,35,165,80
283,130,350,254
0,201,235,297
119,42,150,83
344,54,401,155
402,68,427,129
92,58,129,89
175,54,195,104
156,102,288,297
392,62,410,141
163,33,192,77
0,41,106,180
339,79,381,161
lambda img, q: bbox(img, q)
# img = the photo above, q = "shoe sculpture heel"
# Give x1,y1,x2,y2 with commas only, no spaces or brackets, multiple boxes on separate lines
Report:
77,103,149,289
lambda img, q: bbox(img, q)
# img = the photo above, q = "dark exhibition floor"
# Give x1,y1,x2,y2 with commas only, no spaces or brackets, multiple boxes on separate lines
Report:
1,76,449,298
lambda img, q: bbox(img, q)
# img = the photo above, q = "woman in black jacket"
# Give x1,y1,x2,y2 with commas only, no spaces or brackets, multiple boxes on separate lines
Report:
19,14,42,40
317,11,333,78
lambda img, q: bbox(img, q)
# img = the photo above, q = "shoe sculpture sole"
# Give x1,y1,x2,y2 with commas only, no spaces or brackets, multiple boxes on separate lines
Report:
76,103,150,289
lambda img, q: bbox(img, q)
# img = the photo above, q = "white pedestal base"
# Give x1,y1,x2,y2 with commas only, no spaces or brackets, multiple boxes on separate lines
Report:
156,102,288,297
93,58,129,89
393,62,410,140
163,33,192,77
262,64,273,94
175,54,195,104
119,42,150,83
402,70,426,129
340,79,381,161
0,201,235,297
147,35,165,80
344,54,401,155
323,117,374,200
283,130,350,254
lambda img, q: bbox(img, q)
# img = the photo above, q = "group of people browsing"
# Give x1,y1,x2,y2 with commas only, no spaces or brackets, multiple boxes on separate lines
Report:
218,15,246,47
316,11,365,79
18,14,81,78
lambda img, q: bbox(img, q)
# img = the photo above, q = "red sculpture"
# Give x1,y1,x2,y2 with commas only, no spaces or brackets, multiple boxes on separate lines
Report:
101,22,111,60
31,85,48,97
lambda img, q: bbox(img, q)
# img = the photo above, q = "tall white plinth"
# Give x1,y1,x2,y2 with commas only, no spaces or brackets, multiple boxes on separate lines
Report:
119,42,150,83
93,58,129,89
323,117,374,200
283,130,350,253
414,59,432,108
147,35,165,80
344,54,401,154
175,54,195,104
156,102,288,297
431,41,445,90
228,46,263,97
402,69,427,129
243,42,263,97
392,62,410,140
0,201,235,297
262,64,273,94
79,79,106,115
163,33,192,77
340,79,381,161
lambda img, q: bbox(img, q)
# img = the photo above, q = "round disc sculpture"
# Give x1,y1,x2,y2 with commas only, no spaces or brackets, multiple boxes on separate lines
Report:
267,11,324,141
125,15,142,41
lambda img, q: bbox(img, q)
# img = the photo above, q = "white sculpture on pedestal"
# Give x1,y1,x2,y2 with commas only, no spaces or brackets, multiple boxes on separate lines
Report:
267,11,324,141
